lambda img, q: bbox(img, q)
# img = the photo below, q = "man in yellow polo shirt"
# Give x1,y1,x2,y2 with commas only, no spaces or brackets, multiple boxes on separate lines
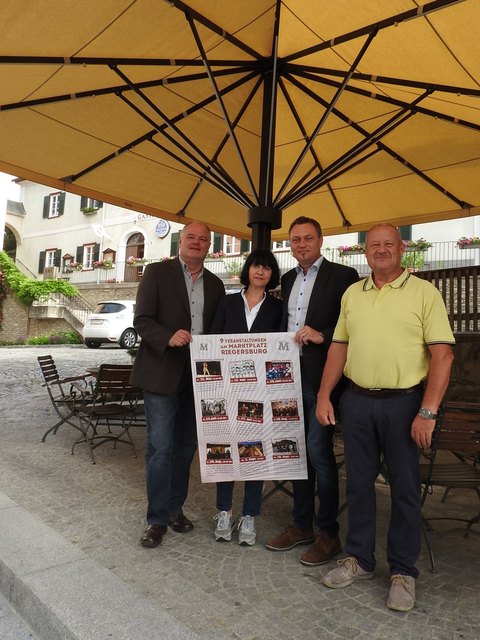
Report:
316,224,455,612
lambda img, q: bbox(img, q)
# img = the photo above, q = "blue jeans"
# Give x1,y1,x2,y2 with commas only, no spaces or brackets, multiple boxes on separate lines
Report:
143,367,197,525
340,387,422,577
292,379,339,536
216,480,264,516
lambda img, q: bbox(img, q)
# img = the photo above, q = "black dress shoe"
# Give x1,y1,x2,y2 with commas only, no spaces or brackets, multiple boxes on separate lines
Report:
140,524,167,548
168,510,194,533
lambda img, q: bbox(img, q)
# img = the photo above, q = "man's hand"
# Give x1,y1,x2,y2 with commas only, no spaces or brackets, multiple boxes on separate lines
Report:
168,329,192,348
316,396,336,426
295,325,324,345
411,415,435,448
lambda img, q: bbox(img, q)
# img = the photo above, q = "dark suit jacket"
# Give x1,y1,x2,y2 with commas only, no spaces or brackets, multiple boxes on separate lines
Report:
281,258,359,396
131,258,225,394
209,291,283,334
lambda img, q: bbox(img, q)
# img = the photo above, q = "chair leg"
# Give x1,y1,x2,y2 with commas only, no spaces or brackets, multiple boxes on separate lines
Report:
422,518,437,574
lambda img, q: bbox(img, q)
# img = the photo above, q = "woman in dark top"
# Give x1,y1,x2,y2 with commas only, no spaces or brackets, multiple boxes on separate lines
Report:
210,248,282,546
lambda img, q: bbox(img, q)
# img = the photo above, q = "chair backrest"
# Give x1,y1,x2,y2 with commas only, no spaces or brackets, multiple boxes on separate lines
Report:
433,401,480,457
37,354,61,385
95,364,137,399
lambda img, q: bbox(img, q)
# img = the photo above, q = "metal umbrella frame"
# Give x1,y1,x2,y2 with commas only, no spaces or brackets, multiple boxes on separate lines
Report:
1,0,479,246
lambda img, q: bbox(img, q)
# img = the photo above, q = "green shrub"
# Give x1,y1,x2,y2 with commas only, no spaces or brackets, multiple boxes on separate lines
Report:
0,251,78,305
26,335,50,345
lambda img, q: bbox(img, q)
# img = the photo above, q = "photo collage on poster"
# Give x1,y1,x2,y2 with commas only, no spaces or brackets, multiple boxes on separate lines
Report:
191,333,308,483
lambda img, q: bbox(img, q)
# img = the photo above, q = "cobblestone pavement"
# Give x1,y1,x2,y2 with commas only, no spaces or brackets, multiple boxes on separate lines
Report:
0,346,478,640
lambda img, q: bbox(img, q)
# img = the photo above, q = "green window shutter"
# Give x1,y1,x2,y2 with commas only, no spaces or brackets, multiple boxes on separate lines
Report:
93,243,100,262
43,196,50,218
358,231,367,244
95,200,103,208
58,192,66,216
76,246,83,263
240,239,250,253
213,233,222,253
54,249,62,267
38,251,46,273
399,225,412,241
80,196,87,209
171,232,179,256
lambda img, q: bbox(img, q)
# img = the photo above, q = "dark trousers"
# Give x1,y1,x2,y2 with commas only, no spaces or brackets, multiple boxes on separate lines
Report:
339,387,422,577
143,366,197,525
216,480,264,516
292,378,339,537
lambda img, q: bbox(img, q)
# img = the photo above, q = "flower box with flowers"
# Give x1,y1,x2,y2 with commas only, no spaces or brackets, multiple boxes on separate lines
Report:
338,244,365,256
205,251,226,260
126,256,147,266
93,259,114,269
457,236,480,249
402,238,432,252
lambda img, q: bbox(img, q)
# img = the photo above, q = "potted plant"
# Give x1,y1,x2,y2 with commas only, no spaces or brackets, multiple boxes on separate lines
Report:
338,243,365,256
402,238,432,251
126,256,147,266
223,258,244,279
81,206,97,215
457,236,480,249
93,258,114,269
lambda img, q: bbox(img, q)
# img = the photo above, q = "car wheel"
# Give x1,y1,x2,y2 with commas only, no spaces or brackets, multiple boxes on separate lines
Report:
84,340,101,349
119,329,137,349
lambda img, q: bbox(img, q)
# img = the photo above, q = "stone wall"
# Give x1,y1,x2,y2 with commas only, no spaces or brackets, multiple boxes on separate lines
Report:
1,293,29,341
76,283,139,307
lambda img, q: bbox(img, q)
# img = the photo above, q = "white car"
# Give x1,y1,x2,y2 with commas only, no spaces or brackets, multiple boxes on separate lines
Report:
82,300,138,349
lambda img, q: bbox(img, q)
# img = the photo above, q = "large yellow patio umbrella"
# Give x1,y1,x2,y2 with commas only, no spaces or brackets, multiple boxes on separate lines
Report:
0,0,479,246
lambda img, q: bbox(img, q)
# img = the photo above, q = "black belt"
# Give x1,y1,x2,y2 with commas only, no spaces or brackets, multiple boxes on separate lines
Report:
350,382,423,399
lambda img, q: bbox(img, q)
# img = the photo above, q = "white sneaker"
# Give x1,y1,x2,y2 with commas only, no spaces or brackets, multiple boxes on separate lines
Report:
214,511,235,541
238,515,256,546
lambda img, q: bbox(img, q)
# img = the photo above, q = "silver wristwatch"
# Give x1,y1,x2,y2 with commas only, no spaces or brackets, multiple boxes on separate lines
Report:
417,407,437,420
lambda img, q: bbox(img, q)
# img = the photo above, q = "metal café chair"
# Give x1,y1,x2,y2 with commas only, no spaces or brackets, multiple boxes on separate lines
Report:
37,354,93,442
70,363,141,464
420,401,480,573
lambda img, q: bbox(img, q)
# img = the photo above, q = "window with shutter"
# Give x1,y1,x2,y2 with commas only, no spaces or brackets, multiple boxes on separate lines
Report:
38,251,46,273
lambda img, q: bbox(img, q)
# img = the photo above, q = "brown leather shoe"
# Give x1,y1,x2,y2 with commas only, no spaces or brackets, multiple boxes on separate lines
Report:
265,523,315,551
140,524,167,548
168,510,194,533
300,532,342,566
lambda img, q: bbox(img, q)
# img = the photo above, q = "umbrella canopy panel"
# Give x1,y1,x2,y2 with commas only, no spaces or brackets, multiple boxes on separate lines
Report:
0,0,479,242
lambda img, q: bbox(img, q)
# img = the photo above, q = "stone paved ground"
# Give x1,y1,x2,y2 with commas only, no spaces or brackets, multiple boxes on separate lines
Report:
0,346,478,640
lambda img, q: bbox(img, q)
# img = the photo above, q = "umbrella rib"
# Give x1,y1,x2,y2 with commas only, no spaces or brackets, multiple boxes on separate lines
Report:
283,0,466,64
295,69,480,133
275,27,378,205
277,78,350,227
285,65,480,98
117,91,252,207
279,92,429,208
147,138,252,208
0,55,255,68
0,68,251,112
284,73,472,210
186,11,260,205
63,70,259,206
178,76,264,218
169,0,264,61
111,64,253,204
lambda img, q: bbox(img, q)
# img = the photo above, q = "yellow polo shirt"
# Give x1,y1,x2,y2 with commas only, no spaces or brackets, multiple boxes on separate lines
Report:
333,270,455,389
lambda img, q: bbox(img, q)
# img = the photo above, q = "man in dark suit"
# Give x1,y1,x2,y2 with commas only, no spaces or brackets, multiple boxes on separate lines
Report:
265,216,359,566
131,221,225,548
